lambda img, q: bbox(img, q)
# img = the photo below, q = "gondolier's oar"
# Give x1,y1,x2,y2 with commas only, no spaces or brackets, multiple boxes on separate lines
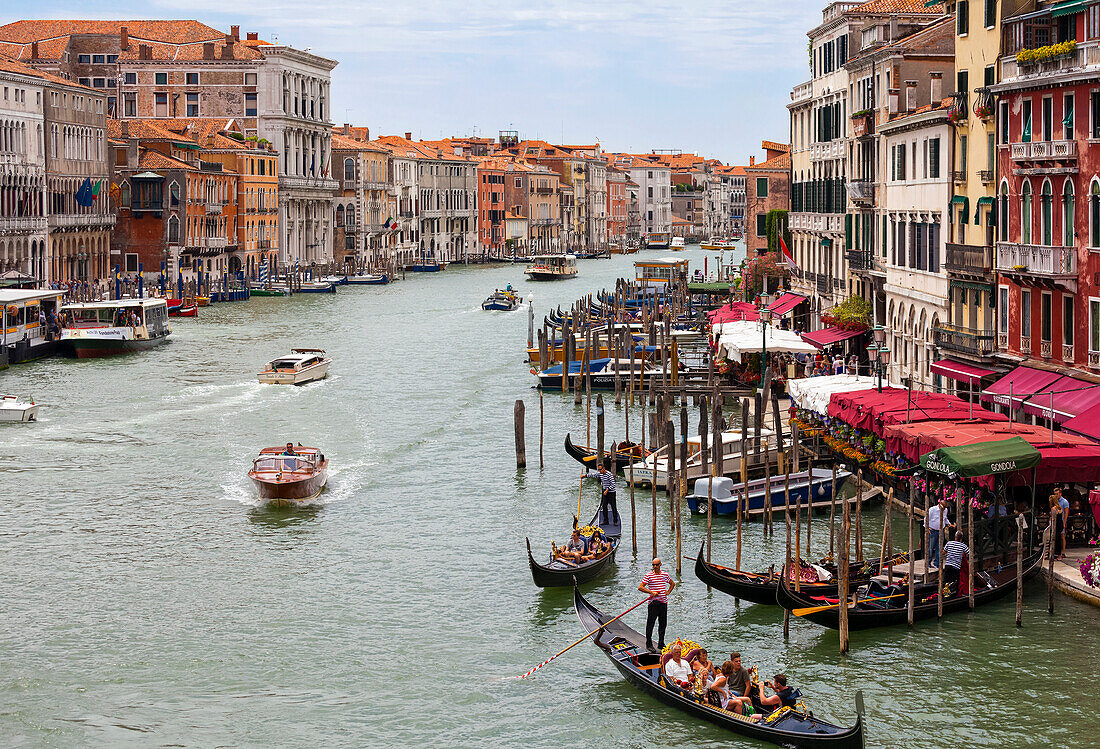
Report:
511,597,650,679
793,592,905,617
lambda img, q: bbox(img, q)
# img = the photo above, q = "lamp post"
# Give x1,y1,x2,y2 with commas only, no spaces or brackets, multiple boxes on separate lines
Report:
877,346,891,392
759,291,773,385
871,325,886,392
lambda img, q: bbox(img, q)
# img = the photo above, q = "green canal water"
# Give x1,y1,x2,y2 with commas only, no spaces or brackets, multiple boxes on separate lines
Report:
2,246,1098,748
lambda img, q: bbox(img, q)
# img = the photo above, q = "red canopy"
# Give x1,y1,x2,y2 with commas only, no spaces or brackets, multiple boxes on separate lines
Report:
979,366,1062,410
930,358,996,383
1062,402,1100,441
827,389,1004,435
768,292,806,316
802,326,865,349
1020,375,1099,422
708,301,759,324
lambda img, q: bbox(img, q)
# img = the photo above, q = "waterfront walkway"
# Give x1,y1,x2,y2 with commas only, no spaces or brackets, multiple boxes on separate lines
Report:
1043,546,1100,608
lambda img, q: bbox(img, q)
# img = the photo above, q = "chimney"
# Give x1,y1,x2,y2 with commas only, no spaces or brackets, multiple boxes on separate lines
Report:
120,26,129,51
246,32,258,41
138,44,152,61
929,71,943,105
889,18,898,41
127,137,138,168
343,123,350,134
221,44,233,59
203,42,214,60
888,87,900,116
230,25,240,41
905,80,918,113
206,133,216,148
30,41,38,59
405,131,412,140
749,156,755,166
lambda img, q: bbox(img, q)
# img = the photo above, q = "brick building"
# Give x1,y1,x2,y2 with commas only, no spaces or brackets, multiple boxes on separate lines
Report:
743,141,791,256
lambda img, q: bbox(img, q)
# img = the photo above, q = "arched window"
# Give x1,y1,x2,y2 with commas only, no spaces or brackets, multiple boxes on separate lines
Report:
1091,180,1100,248
346,204,355,228
1021,180,1032,245
999,181,1009,242
120,181,131,208
167,215,180,243
169,181,180,208
1063,179,1075,247
344,157,355,181
1041,179,1053,246
335,204,344,227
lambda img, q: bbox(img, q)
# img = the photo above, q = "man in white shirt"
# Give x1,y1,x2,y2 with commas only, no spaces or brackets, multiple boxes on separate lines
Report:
927,497,952,570
663,649,691,687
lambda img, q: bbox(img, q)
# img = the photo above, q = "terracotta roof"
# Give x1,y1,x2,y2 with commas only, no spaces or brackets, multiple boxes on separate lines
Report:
0,21,270,62
332,132,387,153
373,135,471,161
118,40,263,62
852,0,944,14
746,151,791,172
107,118,193,142
0,52,97,90
136,149,196,171
504,211,526,220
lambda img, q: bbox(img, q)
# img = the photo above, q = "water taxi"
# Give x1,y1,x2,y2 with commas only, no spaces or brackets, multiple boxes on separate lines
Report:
524,254,578,281
482,288,519,311
644,231,671,249
346,273,389,285
670,236,686,250
248,444,329,504
0,395,38,422
700,239,736,251
59,298,170,358
257,348,331,385
0,288,66,364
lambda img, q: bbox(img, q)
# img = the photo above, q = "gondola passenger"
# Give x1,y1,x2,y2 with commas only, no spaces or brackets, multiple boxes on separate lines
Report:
710,661,757,718
663,649,692,687
691,648,716,679
554,529,586,562
757,673,798,711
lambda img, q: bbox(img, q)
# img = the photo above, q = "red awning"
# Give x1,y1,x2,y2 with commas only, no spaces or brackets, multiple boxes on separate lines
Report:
930,358,996,383
768,292,806,316
828,389,1005,434
708,301,759,324
979,366,1063,410
1061,402,1100,441
1020,375,1095,421
802,326,865,349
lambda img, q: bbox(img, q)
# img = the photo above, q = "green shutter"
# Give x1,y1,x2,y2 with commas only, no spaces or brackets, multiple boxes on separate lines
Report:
845,214,853,249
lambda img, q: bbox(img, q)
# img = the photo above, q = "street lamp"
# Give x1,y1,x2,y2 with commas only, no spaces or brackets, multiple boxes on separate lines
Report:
877,346,891,392
759,291,773,385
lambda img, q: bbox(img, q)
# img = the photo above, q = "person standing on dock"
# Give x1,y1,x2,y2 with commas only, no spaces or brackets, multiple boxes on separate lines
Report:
639,559,675,652
927,497,952,570
597,460,619,526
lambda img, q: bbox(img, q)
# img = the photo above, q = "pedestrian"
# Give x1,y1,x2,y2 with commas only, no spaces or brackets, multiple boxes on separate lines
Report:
596,459,619,527
942,530,969,593
927,496,952,570
1054,486,1069,560
833,352,844,375
639,558,675,652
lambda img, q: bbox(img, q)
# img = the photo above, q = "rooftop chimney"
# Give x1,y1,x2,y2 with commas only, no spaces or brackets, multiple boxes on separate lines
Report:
221,44,233,59
749,156,755,166
343,123,350,135
246,32,258,41
30,41,38,59
405,131,412,140
929,71,943,105
127,137,139,168
905,80,918,113
202,43,215,60
120,26,129,51
230,25,240,41
139,44,152,61
887,87,900,116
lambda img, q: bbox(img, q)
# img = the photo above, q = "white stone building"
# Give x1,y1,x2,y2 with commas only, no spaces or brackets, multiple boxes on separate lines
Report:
0,59,46,279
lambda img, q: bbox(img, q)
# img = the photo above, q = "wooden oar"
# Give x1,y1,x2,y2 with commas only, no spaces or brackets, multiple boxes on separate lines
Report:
793,592,905,617
511,597,650,679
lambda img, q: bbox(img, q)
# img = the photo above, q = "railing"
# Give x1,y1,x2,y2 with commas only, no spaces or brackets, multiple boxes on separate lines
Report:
980,170,994,183
999,332,1009,349
1041,339,1053,358
950,170,966,183
1090,350,1100,368
344,222,357,232
205,202,222,215
933,324,997,356
995,242,1076,278
846,249,874,271
817,275,830,295
1010,140,1078,160
257,240,272,249
49,213,116,228
201,237,228,249
847,181,874,205
944,242,993,275
1064,343,1074,362
1022,335,1032,352
950,90,968,120
0,216,47,232
974,87,995,119
1001,46,1084,82
791,80,813,104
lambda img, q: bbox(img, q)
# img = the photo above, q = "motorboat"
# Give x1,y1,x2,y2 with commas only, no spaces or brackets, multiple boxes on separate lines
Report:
0,395,38,422
524,254,578,281
626,428,784,488
59,298,171,358
685,468,852,517
670,236,686,250
298,281,337,293
166,298,198,317
346,273,390,285
257,348,331,385
482,288,519,311
319,275,349,286
248,445,329,504
700,239,736,251
533,357,662,390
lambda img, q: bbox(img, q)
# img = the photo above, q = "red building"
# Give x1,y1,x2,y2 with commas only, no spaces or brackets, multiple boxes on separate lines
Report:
606,167,627,248
993,4,1100,373
476,157,507,254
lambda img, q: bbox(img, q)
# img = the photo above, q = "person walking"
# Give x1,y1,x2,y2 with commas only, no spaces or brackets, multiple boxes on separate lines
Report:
597,460,619,527
927,497,952,570
639,558,675,652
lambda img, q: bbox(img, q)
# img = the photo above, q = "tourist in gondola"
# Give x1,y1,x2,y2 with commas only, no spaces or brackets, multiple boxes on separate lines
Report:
927,496,953,570
639,558,674,652
717,658,755,716
942,531,969,593
663,647,692,687
596,460,619,526
690,647,717,680
553,529,586,562
757,673,798,710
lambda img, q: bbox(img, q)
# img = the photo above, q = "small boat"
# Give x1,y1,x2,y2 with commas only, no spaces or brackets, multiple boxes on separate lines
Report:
319,274,349,286
248,445,329,504
701,239,736,251
533,358,662,390
59,298,171,358
482,289,519,311
250,287,287,297
684,469,853,517
526,508,621,587
692,541,912,606
346,273,389,285
627,429,783,488
0,395,38,422
298,281,337,293
671,236,686,250
775,550,1044,631
574,588,866,748
564,433,648,471
644,231,672,249
525,254,578,281
166,299,198,317
194,296,210,307
257,348,331,385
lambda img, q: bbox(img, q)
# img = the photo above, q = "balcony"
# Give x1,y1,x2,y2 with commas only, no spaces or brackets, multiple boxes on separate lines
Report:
1001,45,1085,84
973,87,994,120
1090,350,1100,369
995,242,1076,283
816,274,830,296
49,213,116,229
950,170,966,183
1010,140,1078,161
257,240,272,249
0,216,47,233
980,170,994,183
344,222,357,233
847,180,874,206
205,202,223,215
851,112,874,138
949,91,968,121
1041,339,1053,359
933,323,997,357
847,249,874,272
791,80,813,104
944,242,993,277
1064,343,1074,362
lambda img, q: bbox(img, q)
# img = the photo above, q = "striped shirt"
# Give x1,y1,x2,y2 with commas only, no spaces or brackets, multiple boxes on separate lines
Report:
943,540,968,570
642,571,674,603
599,470,616,493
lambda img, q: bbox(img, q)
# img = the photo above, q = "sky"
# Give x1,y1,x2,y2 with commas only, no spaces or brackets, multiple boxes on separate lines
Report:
4,0,827,165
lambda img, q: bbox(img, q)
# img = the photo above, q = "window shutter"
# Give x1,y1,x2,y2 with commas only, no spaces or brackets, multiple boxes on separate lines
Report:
845,213,852,249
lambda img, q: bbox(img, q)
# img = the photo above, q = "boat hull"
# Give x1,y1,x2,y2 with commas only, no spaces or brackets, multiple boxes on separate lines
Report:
0,404,38,422
346,275,389,285
250,469,328,504
685,468,851,516
250,288,287,297
67,335,168,359
411,264,442,272
257,361,330,385
525,270,577,281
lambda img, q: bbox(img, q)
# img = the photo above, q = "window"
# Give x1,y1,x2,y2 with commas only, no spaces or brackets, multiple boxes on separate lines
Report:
107,54,118,63
186,93,199,117
1064,180,1075,246
1022,180,1032,244
245,93,257,117
1091,298,1100,352
1064,93,1075,140
106,78,116,88
155,92,167,117
929,137,941,178
1000,100,1010,143
245,72,257,86
120,181,131,208
170,182,180,207
186,72,199,85
1041,180,1053,245
124,72,136,85
999,286,1009,334
343,158,355,181
648,186,653,198
1065,296,1075,346
92,78,106,88
1093,92,1100,138
1042,96,1053,141
155,72,167,85
756,213,767,236
123,93,136,117
1092,180,1100,247
168,215,180,243
1041,292,1052,343
757,177,769,197
125,253,139,272
960,135,968,173
1022,289,1032,336
1022,99,1032,142
958,0,969,34
78,78,91,87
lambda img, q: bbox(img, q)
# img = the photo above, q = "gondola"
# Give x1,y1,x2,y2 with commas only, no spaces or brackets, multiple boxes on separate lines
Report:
692,541,912,606
526,509,621,587
564,433,647,471
775,549,1044,630
574,588,865,749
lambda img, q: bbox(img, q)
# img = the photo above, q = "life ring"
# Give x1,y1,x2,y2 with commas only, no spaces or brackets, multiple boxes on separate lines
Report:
5,305,16,317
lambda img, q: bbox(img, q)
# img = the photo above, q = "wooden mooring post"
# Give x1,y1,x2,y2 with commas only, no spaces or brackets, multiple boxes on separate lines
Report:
514,399,526,469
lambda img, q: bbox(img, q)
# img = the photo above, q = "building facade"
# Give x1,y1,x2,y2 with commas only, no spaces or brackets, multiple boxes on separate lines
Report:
0,57,47,279
744,142,791,256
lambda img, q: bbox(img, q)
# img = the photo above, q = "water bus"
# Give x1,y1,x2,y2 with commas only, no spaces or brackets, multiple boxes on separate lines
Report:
644,231,672,249
59,298,170,358
525,254,578,281
0,289,66,364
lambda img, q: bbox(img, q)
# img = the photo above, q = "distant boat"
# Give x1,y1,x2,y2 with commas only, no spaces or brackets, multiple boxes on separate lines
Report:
482,288,519,311
257,348,331,385
700,239,736,250
298,281,337,293
59,298,171,358
670,236,686,250
525,254,578,281
319,274,349,286
0,395,38,422
346,273,389,285
166,299,197,317
684,468,853,517
533,357,662,390
250,287,287,297
644,231,671,249
248,445,329,505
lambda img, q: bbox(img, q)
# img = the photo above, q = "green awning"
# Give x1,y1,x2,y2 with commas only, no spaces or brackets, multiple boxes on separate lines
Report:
923,0,940,6
821,238,833,247
920,436,1041,479
688,282,731,294
1052,0,1090,17
950,279,992,293
949,195,970,225
974,196,995,225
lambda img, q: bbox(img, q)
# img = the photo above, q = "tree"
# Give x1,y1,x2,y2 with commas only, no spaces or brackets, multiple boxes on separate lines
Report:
765,209,790,254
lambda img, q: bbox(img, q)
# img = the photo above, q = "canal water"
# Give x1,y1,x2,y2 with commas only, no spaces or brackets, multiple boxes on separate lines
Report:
2,245,1097,748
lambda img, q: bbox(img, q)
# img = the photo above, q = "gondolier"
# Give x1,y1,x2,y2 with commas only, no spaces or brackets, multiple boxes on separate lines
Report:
639,558,675,652
597,460,619,526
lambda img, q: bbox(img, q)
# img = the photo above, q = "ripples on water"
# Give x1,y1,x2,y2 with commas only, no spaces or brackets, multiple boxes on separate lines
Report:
1,246,1097,747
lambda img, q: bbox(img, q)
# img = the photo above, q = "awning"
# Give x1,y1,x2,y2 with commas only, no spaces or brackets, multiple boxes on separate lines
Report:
949,195,970,224
708,301,759,324
688,282,731,294
132,171,164,179
716,321,818,363
1020,375,1100,422
979,365,1063,410
1052,0,1090,17
974,196,995,225
769,292,807,316
931,358,996,383
787,374,878,415
1063,402,1100,441
821,238,833,247
801,326,866,349
920,436,1041,479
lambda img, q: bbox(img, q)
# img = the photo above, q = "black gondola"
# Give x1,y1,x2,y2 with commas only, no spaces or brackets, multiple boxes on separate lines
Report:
775,550,1044,630
693,541,912,606
573,587,865,749
526,509,621,587
564,433,647,472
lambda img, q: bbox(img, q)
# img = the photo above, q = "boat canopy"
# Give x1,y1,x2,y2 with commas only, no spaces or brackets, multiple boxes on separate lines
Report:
920,437,1041,479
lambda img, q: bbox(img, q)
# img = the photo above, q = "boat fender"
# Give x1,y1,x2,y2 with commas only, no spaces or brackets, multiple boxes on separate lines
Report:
530,368,537,375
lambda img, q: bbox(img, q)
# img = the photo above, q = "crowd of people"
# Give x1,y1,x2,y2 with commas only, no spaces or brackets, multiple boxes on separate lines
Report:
661,646,799,719
551,526,611,565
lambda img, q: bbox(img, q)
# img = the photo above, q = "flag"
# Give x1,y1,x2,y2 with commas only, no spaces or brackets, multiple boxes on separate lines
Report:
90,180,102,200
1022,114,1031,143
75,178,93,207
780,235,797,269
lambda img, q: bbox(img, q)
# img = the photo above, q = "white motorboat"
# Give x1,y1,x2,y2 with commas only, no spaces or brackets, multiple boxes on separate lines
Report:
671,236,686,250
257,348,331,385
627,428,785,487
0,395,38,422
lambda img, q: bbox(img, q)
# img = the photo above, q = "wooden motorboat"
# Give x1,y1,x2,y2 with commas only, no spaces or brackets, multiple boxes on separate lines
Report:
525,254,578,281
526,508,621,587
59,298,171,358
775,550,1044,631
574,588,866,748
257,348,331,385
482,289,519,311
684,468,853,517
564,433,648,471
346,273,389,285
0,395,38,422
248,445,328,504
